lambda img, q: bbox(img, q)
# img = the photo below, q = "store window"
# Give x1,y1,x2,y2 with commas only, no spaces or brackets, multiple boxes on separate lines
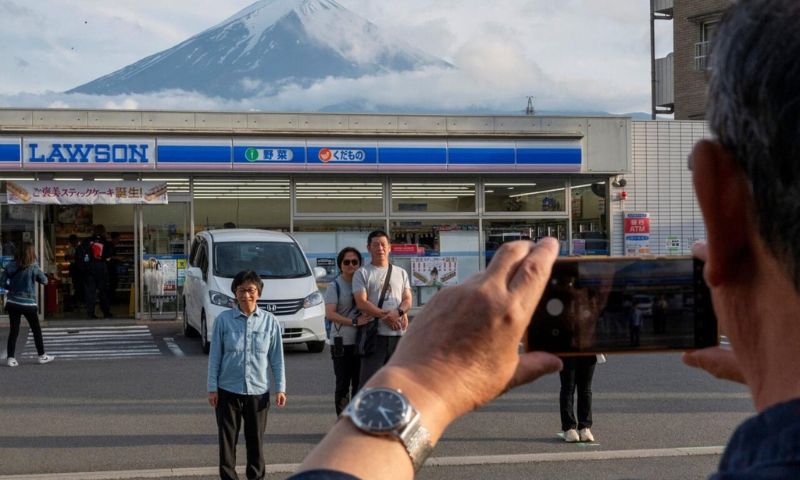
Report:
571,180,609,255
295,180,383,214
192,178,290,231
389,219,479,306
484,178,567,213
391,180,475,213
292,220,384,284
484,219,569,265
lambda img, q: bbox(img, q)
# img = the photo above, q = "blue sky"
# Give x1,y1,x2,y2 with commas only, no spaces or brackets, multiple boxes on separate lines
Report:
0,0,673,114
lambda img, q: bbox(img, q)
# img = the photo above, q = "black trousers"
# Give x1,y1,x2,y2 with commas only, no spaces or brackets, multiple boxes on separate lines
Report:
332,344,361,415
358,335,401,389
216,388,270,480
84,263,111,318
559,356,597,431
6,303,44,358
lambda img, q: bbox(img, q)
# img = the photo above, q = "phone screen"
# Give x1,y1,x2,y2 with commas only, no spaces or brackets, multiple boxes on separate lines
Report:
526,256,717,354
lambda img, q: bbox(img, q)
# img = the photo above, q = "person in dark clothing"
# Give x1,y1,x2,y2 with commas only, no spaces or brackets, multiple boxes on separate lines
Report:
558,356,597,442
66,234,84,311
78,224,112,319
107,232,120,303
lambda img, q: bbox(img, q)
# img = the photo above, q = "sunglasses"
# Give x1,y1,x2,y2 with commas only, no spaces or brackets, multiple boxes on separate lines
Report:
342,259,360,266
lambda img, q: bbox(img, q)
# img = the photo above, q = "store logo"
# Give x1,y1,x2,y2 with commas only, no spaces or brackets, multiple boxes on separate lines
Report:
318,148,366,163
27,143,150,163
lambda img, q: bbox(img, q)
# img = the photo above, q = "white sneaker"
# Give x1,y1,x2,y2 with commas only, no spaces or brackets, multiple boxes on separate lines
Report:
579,428,595,442
38,354,54,364
7,357,19,367
563,428,579,443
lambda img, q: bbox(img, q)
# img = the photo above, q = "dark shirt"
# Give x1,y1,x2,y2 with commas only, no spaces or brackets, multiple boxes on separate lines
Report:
711,397,800,479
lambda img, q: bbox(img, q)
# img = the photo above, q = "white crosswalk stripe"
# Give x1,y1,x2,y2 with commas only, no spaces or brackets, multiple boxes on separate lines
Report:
21,325,162,361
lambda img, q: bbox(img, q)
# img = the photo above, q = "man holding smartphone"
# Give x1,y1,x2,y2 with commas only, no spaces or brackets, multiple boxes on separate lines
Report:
288,1,800,478
353,230,412,388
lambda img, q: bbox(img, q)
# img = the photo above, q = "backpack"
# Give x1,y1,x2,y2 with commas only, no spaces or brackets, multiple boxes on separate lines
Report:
75,242,92,272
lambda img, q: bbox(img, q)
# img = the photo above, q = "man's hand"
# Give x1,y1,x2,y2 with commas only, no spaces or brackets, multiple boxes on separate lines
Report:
208,392,218,408
276,392,287,407
682,347,745,384
377,239,563,425
380,309,403,330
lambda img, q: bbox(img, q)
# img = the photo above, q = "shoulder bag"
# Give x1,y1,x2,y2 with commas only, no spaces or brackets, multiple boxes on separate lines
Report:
356,264,392,357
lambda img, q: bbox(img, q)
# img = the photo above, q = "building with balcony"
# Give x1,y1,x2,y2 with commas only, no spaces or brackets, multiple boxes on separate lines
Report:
668,0,733,120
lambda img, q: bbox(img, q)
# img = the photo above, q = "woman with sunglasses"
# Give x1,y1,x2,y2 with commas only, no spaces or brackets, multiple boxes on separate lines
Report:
324,247,369,415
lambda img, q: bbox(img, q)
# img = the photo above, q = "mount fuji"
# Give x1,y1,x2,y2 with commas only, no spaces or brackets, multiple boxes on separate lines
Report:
68,0,451,99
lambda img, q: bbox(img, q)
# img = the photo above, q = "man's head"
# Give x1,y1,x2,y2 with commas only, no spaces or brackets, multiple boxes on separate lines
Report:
702,0,800,291
367,230,390,266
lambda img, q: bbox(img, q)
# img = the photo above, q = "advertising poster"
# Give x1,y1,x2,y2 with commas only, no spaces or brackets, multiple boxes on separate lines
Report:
143,254,179,296
411,256,458,287
666,235,681,255
623,212,651,256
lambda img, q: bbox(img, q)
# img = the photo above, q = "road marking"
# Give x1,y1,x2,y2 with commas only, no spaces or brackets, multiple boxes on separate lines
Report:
0,446,725,480
20,326,162,361
163,337,185,357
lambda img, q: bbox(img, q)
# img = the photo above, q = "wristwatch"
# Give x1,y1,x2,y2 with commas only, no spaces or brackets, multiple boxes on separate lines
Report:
342,387,433,471
397,307,405,317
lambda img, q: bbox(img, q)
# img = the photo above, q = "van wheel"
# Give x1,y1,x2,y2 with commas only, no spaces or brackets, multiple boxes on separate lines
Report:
183,302,198,338
201,312,211,355
307,341,325,353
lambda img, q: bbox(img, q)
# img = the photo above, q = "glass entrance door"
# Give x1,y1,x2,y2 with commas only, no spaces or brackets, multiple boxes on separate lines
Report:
0,202,38,318
137,203,189,320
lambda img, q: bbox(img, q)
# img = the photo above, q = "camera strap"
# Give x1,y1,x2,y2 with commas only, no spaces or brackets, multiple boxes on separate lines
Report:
375,264,393,316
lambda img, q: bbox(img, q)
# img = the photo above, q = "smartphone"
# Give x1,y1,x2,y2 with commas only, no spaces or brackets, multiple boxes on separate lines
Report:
525,256,717,354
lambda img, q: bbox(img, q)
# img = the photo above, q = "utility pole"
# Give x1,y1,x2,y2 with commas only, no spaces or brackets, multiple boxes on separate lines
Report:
525,96,535,116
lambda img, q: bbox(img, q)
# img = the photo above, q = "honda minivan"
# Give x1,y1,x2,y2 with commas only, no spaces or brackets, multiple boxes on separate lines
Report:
183,229,327,353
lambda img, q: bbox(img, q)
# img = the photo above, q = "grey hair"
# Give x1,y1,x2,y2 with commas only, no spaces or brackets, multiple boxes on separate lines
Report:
706,0,800,291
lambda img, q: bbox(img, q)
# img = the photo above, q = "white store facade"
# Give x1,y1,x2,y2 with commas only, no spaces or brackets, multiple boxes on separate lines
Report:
0,109,706,322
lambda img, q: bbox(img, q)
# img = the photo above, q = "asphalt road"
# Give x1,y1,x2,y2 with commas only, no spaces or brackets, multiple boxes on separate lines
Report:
0,320,752,480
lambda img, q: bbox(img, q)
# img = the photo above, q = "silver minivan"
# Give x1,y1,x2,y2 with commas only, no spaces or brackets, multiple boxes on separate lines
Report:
183,229,328,353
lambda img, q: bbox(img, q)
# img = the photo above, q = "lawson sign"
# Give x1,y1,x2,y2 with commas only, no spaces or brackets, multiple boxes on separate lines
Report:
23,137,155,170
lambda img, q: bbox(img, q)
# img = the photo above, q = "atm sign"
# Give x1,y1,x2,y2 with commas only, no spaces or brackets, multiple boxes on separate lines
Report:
624,217,650,234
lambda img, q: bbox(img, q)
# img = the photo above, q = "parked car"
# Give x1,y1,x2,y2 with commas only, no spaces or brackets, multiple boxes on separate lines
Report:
183,229,327,354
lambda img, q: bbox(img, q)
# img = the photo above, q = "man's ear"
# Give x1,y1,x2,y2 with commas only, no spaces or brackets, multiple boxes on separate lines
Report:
691,140,756,287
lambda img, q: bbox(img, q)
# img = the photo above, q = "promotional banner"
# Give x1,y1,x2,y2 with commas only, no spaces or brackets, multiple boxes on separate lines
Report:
6,181,168,205
623,212,651,256
411,256,458,287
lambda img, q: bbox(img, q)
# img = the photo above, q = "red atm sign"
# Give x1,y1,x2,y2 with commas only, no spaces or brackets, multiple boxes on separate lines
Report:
624,217,650,234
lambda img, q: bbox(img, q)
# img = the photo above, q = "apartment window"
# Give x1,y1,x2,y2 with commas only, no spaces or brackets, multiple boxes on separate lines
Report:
694,21,717,71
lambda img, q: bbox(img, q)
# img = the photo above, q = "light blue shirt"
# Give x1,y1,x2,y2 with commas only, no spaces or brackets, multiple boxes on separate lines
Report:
207,306,286,395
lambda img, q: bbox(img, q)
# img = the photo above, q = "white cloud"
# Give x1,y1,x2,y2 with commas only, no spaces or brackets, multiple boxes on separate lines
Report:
0,0,670,114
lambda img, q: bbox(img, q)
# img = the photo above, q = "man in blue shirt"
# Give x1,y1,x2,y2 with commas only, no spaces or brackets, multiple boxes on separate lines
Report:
208,270,286,480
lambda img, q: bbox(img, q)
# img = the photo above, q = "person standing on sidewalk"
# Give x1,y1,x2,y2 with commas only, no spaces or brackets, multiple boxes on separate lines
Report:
2,243,53,367
324,247,369,415
207,269,286,480
353,230,412,388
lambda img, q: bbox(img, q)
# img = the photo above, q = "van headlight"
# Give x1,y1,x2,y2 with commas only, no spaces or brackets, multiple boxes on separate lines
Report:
210,290,236,308
303,291,323,308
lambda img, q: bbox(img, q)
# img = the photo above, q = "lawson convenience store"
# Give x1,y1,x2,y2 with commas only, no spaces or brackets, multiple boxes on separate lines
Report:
0,110,630,321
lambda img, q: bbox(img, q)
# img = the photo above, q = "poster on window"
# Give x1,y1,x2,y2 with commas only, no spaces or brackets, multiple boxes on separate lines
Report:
143,254,178,297
411,257,458,287
623,212,651,256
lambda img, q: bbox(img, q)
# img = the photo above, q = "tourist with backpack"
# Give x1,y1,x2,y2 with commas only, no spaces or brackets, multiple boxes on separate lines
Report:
2,242,53,367
77,224,113,319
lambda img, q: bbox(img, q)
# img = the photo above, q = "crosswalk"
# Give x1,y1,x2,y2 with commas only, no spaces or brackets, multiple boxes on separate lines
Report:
20,325,163,361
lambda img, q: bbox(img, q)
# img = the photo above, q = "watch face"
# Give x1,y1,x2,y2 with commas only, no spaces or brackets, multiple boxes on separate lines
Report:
352,388,409,433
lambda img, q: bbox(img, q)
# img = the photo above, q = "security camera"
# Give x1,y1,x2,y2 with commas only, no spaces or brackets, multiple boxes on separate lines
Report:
612,176,627,188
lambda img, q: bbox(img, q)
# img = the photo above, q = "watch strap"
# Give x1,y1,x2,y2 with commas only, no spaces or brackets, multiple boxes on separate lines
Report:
399,414,433,471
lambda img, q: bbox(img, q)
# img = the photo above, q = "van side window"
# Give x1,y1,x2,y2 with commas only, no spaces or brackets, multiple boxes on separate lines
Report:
198,243,209,281
189,239,200,267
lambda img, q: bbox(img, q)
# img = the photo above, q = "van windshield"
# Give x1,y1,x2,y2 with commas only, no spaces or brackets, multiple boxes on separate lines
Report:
213,241,311,279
